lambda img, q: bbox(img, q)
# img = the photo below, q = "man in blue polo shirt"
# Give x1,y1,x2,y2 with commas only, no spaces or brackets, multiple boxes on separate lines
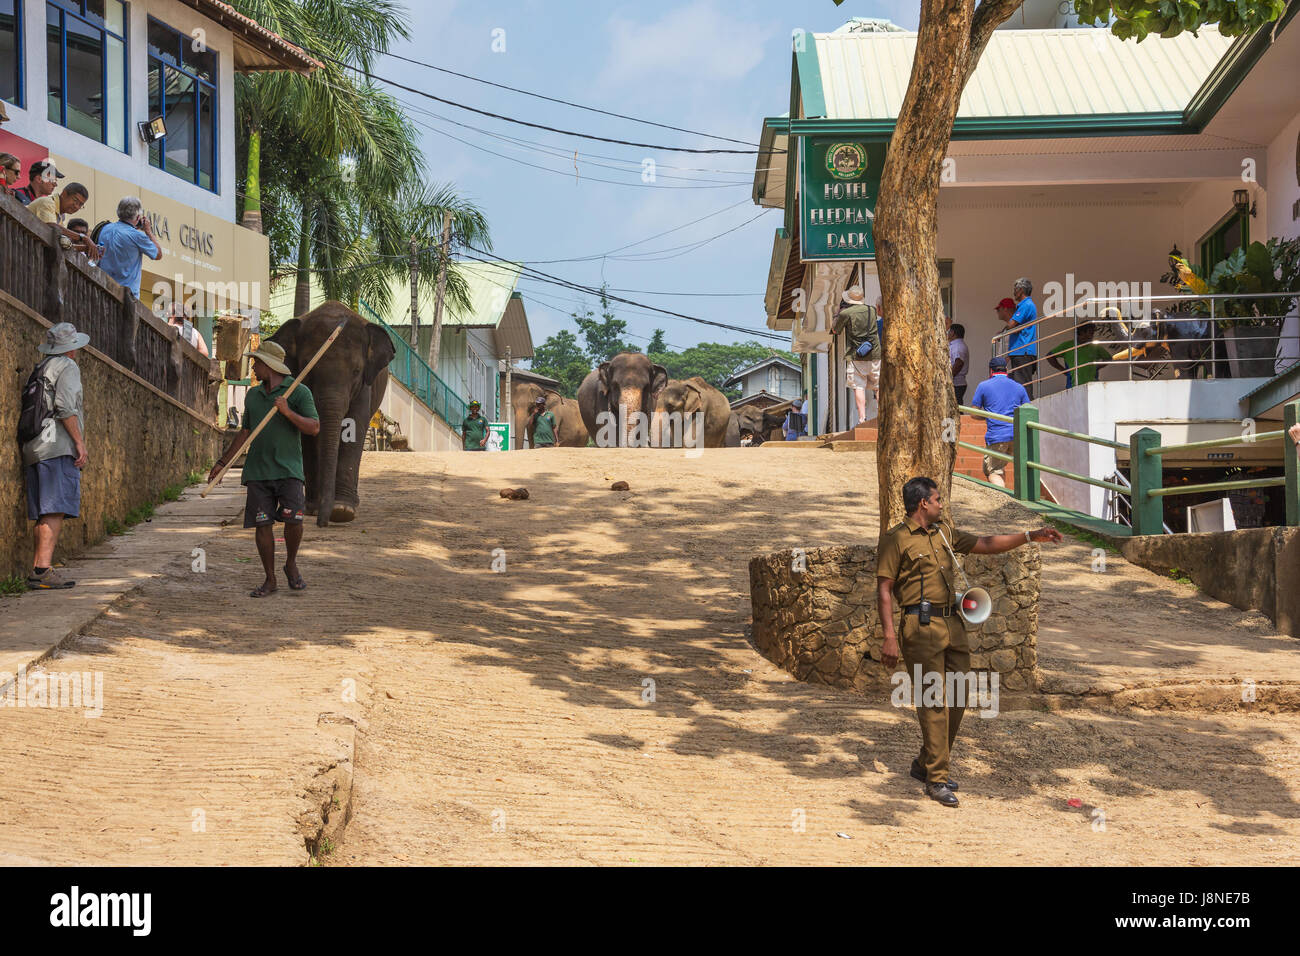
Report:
1001,278,1038,398
971,356,1029,488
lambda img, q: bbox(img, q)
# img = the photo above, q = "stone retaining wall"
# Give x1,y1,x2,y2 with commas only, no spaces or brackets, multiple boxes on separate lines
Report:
750,544,1041,694
2,293,223,578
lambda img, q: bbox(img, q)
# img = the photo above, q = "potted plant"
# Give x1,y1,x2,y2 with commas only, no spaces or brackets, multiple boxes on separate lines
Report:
1171,238,1300,377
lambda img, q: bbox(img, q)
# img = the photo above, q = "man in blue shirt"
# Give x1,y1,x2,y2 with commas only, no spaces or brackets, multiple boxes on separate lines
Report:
96,196,162,297
970,356,1029,487
1001,278,1038,398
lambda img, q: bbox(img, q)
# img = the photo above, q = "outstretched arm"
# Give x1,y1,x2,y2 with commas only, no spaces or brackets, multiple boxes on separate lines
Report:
971,526,1062,554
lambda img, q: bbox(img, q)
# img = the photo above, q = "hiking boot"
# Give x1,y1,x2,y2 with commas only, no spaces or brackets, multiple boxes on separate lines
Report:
27,568,75,590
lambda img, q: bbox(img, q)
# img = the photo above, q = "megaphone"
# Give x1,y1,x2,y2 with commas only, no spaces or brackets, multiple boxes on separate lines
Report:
956,587,992,625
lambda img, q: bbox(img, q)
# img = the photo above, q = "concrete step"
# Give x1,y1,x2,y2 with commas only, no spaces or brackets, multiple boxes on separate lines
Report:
828,441,877,452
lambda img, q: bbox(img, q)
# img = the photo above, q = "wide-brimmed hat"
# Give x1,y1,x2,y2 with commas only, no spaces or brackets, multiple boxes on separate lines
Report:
841,286,866,306
243,341,291,375
38,322,90,355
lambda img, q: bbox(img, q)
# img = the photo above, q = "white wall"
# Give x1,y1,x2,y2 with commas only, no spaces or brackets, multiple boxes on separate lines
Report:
381,376,459,452
1266,111,1300,243
8,0,236,220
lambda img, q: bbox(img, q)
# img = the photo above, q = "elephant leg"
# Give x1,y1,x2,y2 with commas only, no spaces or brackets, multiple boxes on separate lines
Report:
331,384,370,522
302,430,321,515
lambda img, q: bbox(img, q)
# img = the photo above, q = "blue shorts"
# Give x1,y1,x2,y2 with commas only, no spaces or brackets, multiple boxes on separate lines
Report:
25,455,82,520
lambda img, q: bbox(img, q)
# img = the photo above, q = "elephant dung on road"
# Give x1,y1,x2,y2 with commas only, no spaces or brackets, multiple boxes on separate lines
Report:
512,381,589,448
578,352,668,447
269,301,396,526
654,376,731,449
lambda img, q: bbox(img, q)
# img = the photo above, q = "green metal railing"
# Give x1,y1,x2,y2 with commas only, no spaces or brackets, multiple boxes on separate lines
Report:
956,402,1300,535
358,301,469,430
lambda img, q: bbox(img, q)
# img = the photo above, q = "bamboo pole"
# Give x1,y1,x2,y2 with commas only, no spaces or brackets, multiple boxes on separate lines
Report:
201,321,346,497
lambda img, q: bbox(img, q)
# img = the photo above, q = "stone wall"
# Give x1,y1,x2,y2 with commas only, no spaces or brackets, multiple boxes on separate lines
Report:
750,544,1042,694
1,292,223,578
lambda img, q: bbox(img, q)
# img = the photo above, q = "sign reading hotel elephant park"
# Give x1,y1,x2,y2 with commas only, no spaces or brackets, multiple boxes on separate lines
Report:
799,137,885,262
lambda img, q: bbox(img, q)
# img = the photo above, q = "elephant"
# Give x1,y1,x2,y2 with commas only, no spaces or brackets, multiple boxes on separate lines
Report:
269,301,396,527
653,376,731,449
726,404,790,446
511,381,589,448
577,352,668,447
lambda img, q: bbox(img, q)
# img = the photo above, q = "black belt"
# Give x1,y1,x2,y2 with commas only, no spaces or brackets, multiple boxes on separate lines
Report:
903,604,959,617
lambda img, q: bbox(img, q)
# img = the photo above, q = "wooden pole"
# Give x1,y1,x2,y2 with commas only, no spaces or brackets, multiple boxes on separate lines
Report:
504,345,513,448
409,235,420,353
428,210,452,373
200,321,346,497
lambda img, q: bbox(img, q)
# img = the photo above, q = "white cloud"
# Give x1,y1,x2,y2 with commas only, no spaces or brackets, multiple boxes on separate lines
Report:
597,2,774,89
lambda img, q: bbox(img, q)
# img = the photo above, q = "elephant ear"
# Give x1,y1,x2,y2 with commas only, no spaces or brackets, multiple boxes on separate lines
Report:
364,323,397,386
268,319,302,373
650,363,669,401
597,361,613,393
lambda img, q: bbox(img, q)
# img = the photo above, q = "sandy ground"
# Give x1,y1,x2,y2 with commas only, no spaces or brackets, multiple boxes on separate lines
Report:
0,446,1296,865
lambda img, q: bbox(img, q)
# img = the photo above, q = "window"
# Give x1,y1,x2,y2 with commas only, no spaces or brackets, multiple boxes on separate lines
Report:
46,0,127,151
1,0,20,107
147,17,218,191
1199,209,1249,272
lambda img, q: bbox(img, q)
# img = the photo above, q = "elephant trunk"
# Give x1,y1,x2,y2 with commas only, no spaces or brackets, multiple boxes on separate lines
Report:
312,390,347,528
619,388,644,447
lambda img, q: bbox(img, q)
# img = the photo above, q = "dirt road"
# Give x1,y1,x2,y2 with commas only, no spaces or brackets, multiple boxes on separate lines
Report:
1,447,1296,865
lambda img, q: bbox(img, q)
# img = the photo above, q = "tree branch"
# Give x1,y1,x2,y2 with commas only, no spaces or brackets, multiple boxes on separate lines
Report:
966,0,1025,84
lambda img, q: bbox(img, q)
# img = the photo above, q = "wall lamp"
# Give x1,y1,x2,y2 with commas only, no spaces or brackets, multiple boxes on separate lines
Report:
1233,188,1257,218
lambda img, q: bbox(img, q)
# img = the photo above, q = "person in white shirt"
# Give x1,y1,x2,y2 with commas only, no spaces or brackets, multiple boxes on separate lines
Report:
948,323,970,404
167,307,210,358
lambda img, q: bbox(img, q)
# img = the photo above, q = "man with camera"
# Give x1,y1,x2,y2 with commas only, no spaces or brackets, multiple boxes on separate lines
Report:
830,286,880,424
96,196,162,297
876,476,1062,807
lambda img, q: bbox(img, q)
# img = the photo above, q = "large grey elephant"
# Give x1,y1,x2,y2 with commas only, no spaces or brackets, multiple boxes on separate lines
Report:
577,352,668,447
269,301,395,526
654,376,731,448
511,381,588,447
726,404,790,446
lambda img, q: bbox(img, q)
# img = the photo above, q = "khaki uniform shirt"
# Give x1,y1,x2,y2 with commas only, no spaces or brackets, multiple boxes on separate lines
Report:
876,517,978,607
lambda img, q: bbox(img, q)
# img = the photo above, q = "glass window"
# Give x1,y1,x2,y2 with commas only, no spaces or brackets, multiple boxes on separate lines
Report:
148,17,218,192
1199,211,1249,272
45,1,127,150
1,0,20,107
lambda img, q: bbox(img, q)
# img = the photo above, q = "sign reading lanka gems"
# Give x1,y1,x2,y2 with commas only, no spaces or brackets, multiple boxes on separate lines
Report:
799,137,885,262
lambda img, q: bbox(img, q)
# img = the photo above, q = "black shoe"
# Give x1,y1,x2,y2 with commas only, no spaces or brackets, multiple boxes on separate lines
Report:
925,782,959,807
911,759,958,791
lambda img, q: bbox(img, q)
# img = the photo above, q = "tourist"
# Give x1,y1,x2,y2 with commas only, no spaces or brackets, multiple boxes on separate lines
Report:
527,395,557,448
96,197,162,297
461,399,488,450
206,341,320,598
948,323,970,404
0,153,20,198
1002,279,1039,398
1046,322,1112,388
14,159,62,206
877,476,1062,807
831,286,881,424
784,398,807,441
167,307,210,358
28,183,95,253
66,218,101,265
970,356,1029,488
21,323,90,590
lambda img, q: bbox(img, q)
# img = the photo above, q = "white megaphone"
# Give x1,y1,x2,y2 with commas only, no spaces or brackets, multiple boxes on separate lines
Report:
956,587,992,625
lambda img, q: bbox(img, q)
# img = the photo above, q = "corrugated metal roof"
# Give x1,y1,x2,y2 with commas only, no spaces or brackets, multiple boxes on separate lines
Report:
811,27,1235,120
493,294,535,360
373,260,524,328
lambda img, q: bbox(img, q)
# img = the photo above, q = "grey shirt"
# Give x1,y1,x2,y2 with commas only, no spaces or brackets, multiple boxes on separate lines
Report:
21,355,84,466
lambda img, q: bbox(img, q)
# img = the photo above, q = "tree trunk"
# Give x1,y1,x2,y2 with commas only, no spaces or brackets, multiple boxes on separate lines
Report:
874,0,1021,536
241,126,263,234
294,205,312,318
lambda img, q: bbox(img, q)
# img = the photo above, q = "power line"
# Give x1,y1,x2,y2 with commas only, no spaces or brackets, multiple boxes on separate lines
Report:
374,46,763,147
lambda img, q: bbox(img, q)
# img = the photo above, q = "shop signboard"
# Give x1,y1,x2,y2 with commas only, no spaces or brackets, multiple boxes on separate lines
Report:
798,137,885,262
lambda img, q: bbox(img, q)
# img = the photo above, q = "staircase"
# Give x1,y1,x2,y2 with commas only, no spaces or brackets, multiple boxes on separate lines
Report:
830,416,1016,491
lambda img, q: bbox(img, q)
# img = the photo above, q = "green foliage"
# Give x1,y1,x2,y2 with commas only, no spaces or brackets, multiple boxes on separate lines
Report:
650,342,797,400
1174,238,1300,325
529,329,590,398
1070,1,1287,40
573,287,639,363
0,575,26,596
1168,566,1195,585
648,329,668,353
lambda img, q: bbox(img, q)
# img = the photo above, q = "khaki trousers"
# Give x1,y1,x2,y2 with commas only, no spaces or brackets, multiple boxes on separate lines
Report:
900,614,970,785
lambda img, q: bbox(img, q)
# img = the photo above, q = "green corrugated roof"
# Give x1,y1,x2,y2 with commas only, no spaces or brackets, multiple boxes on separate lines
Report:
381,260,524,328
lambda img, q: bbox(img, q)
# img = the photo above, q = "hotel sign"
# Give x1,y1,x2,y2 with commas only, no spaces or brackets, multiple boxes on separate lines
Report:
799,137,885,262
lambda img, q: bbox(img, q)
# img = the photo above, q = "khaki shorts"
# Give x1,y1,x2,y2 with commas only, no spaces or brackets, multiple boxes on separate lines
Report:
982,440,1014,478
846,358,880,391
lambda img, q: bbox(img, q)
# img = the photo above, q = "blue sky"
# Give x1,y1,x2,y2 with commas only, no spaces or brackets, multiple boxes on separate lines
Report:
379,1,921,358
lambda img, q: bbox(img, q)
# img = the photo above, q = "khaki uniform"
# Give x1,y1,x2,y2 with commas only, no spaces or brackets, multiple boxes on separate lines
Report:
877,517,979,785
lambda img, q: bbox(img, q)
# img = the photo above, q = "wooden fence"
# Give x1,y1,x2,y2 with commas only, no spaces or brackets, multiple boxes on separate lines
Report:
0,194,217,417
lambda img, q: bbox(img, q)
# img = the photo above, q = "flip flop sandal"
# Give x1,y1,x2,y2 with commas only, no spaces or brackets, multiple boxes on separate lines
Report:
250,582,277,598
284,566,307,591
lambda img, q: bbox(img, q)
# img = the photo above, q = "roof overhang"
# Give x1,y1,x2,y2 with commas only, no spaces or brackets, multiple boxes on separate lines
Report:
178,0,320,74
493,293,534,360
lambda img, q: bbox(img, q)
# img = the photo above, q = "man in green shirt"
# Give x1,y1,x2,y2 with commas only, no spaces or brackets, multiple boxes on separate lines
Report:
207,341,320,598
1047,323,1112,388
462,400,488,450
527,396,557,448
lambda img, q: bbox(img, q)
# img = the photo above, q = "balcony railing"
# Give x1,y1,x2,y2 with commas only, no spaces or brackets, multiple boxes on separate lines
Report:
0,194,216,417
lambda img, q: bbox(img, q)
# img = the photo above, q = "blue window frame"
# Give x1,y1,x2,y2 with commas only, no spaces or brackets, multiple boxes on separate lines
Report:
46,0,128,151
147,17,217,192
1,0,22,108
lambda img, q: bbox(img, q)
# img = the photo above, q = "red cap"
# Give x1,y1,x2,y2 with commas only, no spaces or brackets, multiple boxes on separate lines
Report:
996,297,1016,311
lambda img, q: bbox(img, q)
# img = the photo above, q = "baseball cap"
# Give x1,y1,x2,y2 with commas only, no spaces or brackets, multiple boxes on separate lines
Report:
989,355,1009,370
30,159,65,181
995,297,1015,311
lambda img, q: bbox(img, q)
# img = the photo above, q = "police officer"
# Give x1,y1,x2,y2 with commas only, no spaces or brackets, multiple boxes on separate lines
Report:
876,476,1062,807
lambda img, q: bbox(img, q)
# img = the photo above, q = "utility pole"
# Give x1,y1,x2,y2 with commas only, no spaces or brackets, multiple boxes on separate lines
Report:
429,210,453,374
504,345,513,448
409,236,419,352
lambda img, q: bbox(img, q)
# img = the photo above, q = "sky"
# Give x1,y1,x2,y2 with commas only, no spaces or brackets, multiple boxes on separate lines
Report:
375,1,922,359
